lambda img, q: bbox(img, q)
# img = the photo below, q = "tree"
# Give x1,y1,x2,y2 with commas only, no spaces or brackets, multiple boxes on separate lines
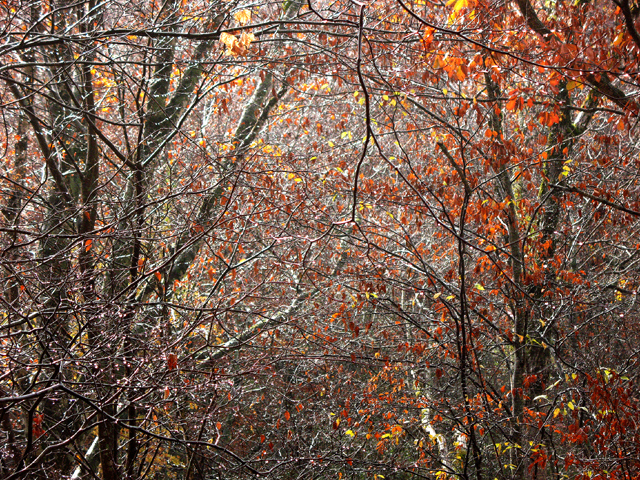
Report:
321,0,640,477
1,0,640,478
0,0,306,477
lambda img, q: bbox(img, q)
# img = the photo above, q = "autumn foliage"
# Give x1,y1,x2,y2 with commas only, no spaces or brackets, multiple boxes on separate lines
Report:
0,0,639,478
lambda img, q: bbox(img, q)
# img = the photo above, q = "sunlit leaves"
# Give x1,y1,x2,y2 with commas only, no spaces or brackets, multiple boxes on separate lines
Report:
3,0,640,478
447,0,471,12
234,9,252,26
220,31,255,56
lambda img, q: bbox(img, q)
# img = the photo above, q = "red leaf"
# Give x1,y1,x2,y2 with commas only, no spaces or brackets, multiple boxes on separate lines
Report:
33,414,45,439
167,353,178,370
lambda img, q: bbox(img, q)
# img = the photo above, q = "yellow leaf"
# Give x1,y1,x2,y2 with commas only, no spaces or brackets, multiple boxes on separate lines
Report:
341,131,353,140
345,429,355,437
234,9,251,25
447,0,469,12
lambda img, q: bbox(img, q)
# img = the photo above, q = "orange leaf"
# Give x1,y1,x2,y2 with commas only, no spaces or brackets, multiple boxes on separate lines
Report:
85,239,92,252
613,32,624,47
240,32,255,49
155,271,162,282
220,32,237,48
546,112,560,127
284,411,290,421
234,9,251,26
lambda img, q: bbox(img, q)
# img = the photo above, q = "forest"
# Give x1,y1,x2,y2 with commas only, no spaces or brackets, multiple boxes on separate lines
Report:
0,0,639,478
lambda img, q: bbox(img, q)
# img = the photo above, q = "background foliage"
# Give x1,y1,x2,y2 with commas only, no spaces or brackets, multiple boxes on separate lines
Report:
1,0,639,478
